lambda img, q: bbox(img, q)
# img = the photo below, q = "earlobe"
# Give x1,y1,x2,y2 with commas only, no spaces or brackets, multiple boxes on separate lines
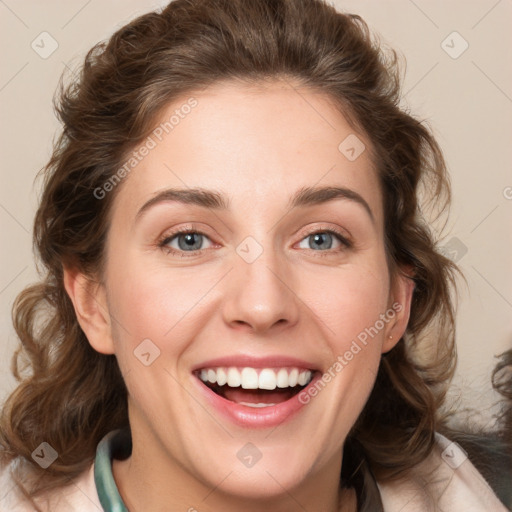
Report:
63,266,115,355
382,268,415,353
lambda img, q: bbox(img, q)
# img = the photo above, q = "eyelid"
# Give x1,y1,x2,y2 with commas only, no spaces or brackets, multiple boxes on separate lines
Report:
159,227,211,245
295,223,352,244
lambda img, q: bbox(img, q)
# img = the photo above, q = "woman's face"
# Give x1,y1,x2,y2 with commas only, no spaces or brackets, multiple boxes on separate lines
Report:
73,80,412,500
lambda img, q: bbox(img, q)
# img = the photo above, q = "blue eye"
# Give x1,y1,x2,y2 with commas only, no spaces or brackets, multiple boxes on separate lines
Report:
161,231,212,252
159,228,351,256
298,230,350,251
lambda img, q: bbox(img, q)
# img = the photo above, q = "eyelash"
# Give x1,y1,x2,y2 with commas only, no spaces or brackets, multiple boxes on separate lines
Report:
299,228,353,256
158,226,353,257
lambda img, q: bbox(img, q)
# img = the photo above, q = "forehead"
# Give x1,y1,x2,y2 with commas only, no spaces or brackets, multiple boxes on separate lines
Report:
111,80,383,225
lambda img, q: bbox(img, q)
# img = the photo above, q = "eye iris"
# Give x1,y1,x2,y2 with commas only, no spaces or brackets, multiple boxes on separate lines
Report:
178,233,202,251
310,232,332,250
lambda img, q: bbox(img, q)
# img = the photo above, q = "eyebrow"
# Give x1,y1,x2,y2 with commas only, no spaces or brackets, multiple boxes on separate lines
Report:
136,188,229,221
288,185,375,224
135,185,375,224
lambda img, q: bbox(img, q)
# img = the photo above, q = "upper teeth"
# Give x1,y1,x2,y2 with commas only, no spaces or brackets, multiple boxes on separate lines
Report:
199,367,313,390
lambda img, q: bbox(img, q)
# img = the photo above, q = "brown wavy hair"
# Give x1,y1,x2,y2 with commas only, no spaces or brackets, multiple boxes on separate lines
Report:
0,0,463,509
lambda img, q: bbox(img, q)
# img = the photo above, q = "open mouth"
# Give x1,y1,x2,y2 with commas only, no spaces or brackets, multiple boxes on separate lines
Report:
195,367,315,408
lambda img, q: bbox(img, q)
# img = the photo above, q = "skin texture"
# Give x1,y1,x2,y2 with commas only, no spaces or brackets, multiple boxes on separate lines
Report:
64,80,414,512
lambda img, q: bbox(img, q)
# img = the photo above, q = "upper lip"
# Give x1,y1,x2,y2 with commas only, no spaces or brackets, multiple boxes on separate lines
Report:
192,355,320,372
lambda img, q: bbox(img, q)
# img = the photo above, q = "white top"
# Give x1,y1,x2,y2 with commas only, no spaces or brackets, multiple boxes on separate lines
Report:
0,433,508,511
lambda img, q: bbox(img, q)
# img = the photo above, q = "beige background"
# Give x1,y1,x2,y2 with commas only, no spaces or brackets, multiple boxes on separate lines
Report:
1,0,511,429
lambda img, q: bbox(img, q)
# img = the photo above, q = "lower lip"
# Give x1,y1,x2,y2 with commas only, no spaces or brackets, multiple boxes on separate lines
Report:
192,373,320,429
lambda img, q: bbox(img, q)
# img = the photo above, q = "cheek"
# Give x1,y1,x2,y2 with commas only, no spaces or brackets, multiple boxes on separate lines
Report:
105,257,193,349
319,264,390,398
104,261,200,414
301,262,390,349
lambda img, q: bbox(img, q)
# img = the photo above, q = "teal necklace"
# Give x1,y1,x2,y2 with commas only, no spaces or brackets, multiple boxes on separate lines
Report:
94,429,131,512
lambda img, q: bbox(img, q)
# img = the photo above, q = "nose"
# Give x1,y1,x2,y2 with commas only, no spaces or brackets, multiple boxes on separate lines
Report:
221,244,300,335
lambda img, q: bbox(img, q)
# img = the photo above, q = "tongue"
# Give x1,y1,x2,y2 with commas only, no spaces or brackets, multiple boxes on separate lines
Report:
223,387,297,405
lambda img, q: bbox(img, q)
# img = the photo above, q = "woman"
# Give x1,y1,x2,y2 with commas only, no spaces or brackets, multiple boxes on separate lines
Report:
0,0,508,510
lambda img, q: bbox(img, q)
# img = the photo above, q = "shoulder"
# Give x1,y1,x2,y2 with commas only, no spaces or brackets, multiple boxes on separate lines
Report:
377,433,509,511
0,459,100,512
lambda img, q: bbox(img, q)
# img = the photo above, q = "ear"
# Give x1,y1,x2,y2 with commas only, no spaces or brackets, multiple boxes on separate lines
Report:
382,265,415,353
63,266,115,355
